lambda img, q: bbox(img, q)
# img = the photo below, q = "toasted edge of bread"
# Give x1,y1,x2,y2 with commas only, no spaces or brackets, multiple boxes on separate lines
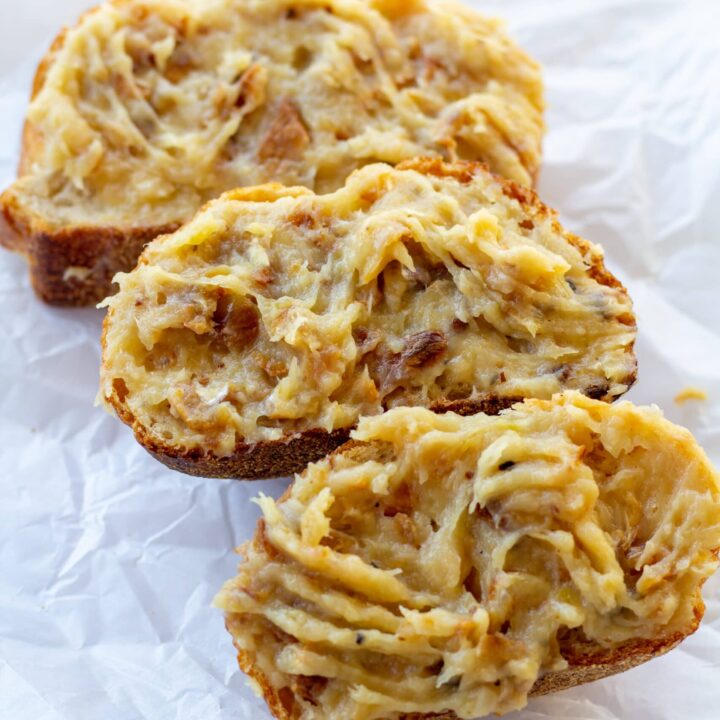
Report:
0,202,178,305
222,438,704,718
109,392,524,480
102,157,636,480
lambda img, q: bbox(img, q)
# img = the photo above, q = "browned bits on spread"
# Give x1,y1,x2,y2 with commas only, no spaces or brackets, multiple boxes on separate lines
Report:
584,380,610,400
169,385,222,430
253,266,275,286
257,99,310,161
397,157,476,184
501,179,539,207
291,675,328,706
255,518,279,561
253,351,289,380
383,483,413,516
235,63,266,108
616,311,636,327
170,14,191,39
165,45,195,84
212,289,260,349
353,326,382,355
359,187,380,207
287,209,317,228
113,377,129,402
402,330,448,369
423,56,446,83
369,331,448,394
403,251,451,289
277,686,296,715
519,219,535,231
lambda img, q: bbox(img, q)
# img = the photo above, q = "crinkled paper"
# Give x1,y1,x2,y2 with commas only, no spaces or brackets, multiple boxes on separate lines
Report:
1,1,719,718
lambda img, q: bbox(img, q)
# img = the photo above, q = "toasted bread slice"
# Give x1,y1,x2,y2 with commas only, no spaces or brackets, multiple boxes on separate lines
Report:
215,392,720,720
100,159,636,479
0,0,544,305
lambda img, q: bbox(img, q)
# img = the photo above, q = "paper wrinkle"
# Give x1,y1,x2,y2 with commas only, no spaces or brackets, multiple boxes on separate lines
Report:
1,0,719,718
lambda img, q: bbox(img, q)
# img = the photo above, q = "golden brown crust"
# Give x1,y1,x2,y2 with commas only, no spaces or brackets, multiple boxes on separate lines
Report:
107,376,524,479
0,194,177,304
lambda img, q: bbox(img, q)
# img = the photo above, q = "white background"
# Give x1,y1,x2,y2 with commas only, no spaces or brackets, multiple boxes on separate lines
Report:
1,1,719,718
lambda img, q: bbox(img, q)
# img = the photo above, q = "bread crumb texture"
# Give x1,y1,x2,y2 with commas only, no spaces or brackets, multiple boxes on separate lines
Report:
101,160,636,458
216,392,720,720
3,0,543,233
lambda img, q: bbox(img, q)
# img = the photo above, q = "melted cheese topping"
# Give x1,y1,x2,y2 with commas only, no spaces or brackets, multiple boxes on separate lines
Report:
101,161,636,455
9,0,543,230
216,393,720,720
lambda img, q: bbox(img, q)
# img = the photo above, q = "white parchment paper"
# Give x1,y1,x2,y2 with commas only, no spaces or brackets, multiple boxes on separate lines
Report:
1,1,719,718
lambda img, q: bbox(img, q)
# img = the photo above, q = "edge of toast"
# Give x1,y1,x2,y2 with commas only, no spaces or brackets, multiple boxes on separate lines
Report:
108,394,525,480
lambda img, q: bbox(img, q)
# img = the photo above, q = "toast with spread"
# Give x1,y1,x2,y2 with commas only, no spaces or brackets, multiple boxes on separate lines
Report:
216,392,720,719
101,159,636,479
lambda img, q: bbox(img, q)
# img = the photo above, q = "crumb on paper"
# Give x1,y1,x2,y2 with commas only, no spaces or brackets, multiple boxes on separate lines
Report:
674,387,708,404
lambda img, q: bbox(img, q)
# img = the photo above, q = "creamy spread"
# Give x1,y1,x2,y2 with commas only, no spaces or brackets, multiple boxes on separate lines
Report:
10,0,543,230
101,160,636,454
216,392,720,720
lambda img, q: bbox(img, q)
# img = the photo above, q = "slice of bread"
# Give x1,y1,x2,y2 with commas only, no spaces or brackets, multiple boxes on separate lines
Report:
215,392,720,720
0,0,543,305
101,158,636,479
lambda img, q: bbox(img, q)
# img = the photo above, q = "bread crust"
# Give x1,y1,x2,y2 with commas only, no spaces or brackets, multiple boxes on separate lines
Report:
0,200,177,304
108,383,524,479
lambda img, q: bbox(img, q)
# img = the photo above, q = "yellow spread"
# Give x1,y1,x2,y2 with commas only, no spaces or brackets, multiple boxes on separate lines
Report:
216,392,720,720
10,0,543,229
101,161,636,454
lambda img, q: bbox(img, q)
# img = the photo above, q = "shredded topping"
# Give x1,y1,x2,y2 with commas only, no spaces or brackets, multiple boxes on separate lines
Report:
216,392,720,720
